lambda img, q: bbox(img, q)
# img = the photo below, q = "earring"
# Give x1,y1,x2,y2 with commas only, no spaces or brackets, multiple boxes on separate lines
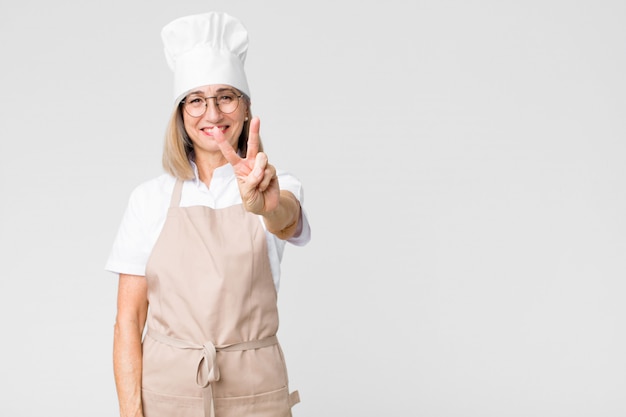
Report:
245,116,249,121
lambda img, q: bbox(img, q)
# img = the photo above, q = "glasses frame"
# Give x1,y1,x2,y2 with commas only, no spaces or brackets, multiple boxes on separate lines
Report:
181,91,244,118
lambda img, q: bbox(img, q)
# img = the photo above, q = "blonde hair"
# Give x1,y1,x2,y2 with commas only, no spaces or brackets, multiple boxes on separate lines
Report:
162,94,260,180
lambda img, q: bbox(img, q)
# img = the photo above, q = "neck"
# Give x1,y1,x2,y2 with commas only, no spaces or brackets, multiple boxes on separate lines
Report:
194,150,229,187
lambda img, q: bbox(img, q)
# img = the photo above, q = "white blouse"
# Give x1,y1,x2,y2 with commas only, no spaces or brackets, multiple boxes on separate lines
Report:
105,162,311,291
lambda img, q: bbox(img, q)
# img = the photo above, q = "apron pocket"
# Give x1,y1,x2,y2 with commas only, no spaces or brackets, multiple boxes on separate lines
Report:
142,388,203,417
214,386,297,417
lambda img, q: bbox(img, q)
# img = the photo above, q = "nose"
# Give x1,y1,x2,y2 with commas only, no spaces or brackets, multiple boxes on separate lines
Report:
202,98,222,121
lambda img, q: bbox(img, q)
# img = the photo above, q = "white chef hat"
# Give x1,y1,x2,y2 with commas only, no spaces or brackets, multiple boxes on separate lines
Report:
161,12,250,104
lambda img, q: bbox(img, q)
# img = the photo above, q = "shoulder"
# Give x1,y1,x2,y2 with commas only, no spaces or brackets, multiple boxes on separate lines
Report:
128,174,176,207
276,169,305,203
274,169,311,245
123,174,177,227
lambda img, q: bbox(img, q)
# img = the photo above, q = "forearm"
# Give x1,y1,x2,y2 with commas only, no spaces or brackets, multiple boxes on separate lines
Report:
263,190,301,240
113,320,144,417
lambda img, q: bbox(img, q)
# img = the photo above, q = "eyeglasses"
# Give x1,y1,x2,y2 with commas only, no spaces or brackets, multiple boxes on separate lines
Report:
181,90,243,117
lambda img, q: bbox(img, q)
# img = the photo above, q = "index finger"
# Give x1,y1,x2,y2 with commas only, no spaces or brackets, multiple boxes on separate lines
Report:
246,117,261,160
213,126,242,166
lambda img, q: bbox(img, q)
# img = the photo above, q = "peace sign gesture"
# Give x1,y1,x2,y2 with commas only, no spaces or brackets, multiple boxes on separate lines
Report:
213,117,280,215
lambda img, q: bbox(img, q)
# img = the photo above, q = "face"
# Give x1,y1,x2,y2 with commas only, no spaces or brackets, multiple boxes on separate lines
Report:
181,84,247,156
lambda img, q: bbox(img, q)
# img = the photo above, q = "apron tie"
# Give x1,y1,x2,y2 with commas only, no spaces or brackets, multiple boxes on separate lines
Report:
146,328,278,417
197,341,220,387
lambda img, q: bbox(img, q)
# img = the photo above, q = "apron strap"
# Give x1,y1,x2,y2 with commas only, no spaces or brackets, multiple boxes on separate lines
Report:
169,179,184,208
146,328,279,417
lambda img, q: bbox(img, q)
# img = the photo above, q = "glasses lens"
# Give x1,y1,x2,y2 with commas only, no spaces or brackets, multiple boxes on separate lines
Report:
216,92,239,114
184,95,207,117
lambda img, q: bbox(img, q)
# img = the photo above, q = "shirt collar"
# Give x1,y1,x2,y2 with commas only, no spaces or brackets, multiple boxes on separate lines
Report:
189,159,235,188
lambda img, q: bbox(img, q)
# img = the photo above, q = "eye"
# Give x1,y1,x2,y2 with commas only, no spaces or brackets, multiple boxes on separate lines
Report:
187,96,205,106
218,94,235,104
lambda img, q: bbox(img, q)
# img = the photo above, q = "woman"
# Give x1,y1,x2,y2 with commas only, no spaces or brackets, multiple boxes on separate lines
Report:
106,12,311,417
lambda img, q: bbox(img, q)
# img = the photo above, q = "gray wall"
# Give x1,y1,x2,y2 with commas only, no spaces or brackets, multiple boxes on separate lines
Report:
1,0,624,415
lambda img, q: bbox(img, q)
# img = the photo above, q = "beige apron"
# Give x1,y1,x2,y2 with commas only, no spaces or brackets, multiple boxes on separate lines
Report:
141,179,299,417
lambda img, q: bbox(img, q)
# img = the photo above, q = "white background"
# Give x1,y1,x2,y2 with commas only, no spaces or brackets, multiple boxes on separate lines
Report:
1,0,625,416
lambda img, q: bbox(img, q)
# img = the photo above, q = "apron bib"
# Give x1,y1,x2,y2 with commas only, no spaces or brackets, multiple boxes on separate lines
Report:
141,179,299,417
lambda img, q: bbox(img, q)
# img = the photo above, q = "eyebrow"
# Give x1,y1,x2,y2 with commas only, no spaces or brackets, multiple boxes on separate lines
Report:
187,88,238,96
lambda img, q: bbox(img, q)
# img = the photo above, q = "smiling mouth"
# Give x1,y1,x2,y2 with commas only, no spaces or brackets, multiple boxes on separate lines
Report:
201,126,228,135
